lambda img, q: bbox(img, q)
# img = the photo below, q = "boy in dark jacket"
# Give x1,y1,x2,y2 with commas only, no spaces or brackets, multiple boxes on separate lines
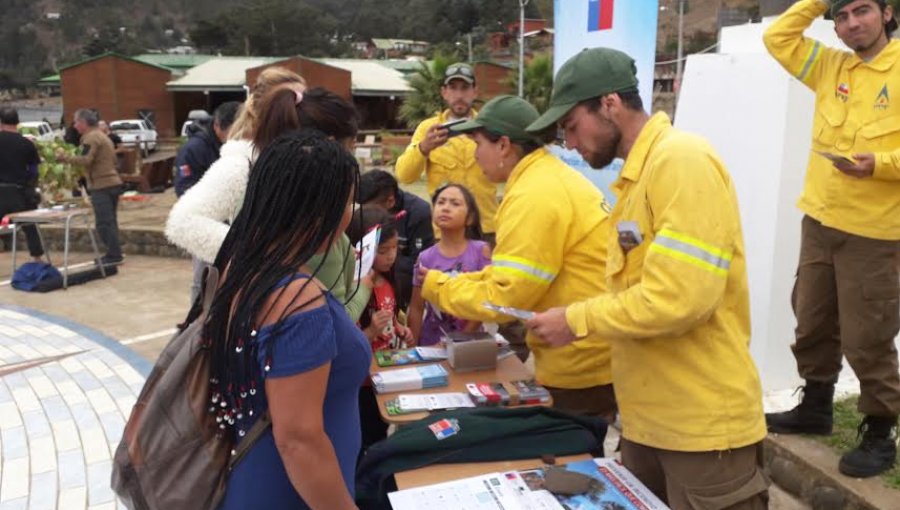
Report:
174,102,241,197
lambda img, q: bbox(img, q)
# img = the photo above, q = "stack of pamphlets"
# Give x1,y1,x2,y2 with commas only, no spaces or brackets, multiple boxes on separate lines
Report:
371,364,449,394
375,347,448,367
393,392,476,413
388,458,670,510
507,379,551,405
466,382,512,406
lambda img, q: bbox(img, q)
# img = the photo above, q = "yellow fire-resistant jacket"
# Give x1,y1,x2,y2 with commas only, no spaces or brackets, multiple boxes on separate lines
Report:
565,113,766,452
764,0,900,240
422,147,612,389
395,110,499,234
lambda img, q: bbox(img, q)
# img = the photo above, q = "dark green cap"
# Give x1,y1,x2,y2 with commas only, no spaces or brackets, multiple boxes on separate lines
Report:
450,95,540,144
831,0,881,16
526,47,638,133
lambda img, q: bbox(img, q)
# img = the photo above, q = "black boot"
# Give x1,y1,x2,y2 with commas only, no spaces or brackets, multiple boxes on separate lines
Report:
765,381,834,435
838,416,898,478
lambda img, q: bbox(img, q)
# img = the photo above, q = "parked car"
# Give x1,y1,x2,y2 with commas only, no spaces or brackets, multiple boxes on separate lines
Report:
180,109,211,137
110,119,158,155
18,121,57,142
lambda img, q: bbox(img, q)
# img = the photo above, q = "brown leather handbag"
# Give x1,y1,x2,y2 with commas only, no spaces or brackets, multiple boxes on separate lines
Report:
111,267,270,510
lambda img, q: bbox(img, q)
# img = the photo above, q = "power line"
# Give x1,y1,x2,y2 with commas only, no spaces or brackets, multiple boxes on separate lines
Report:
655,41,720,65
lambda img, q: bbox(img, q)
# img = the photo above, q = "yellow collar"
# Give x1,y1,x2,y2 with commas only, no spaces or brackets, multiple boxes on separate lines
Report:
506,146,549,189
618,112,672,184
847,38,900,71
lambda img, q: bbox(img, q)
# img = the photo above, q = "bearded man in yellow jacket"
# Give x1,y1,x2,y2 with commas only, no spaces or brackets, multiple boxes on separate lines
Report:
763,0,900,479
526,48,768,510
395,62,499,238
420,95,616,420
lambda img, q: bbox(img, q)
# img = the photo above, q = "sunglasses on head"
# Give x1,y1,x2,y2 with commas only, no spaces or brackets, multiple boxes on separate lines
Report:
445,64,474,78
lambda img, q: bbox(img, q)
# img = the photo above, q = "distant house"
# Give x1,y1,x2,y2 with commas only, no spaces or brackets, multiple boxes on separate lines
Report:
506,19,548,36
360,39,430,59
45,12,61,20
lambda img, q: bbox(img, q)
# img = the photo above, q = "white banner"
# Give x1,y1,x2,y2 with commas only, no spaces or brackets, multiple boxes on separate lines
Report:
551,0,659,203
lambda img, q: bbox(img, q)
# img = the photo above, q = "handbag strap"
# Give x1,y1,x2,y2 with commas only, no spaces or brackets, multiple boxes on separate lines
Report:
201,266,219,313
228,411,271,469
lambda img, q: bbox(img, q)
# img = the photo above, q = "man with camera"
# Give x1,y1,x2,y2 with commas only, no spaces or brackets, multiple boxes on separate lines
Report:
395,62,499,240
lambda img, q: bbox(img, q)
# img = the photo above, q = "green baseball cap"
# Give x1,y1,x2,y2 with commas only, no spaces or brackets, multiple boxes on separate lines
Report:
450,95,541,144
831,0,881,16
526,47,639,133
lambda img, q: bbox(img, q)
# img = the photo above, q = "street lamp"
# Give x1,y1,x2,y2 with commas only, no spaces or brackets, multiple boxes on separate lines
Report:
676,0,685,95
518,0,529,98
660,1,686,96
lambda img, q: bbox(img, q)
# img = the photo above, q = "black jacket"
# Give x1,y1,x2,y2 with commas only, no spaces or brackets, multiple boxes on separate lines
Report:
394,190,434,310
174,128,221,197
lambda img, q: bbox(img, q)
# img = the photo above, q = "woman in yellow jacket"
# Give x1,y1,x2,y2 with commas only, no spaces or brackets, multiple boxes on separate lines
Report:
419,95,615,419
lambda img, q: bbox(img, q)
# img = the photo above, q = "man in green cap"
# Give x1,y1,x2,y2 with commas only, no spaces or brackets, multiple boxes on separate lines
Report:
418,95,617,420
525,48,768,509
395,62,499,239
763,0,900,479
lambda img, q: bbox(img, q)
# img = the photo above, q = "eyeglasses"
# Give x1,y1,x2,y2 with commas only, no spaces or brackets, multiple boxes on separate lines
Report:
445,64,474,78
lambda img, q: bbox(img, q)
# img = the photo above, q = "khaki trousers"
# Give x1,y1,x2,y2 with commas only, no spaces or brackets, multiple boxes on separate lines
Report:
791,215,900,416
621,439,769,510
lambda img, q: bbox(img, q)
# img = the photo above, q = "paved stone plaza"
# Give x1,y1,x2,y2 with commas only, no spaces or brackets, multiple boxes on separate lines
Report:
0,306,149,510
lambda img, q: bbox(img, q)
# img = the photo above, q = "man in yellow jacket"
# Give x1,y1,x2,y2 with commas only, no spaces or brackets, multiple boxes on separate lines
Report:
763,0,900,478
526,48,768,509
395,63,499,237
420,95,615,419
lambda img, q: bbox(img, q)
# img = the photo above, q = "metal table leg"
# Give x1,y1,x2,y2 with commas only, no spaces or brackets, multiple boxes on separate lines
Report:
85,214,106,278
63,216,71,289
10,223,17,274
35,225,51,266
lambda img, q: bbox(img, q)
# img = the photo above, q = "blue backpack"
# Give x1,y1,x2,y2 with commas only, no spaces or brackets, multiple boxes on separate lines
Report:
11,262,62,292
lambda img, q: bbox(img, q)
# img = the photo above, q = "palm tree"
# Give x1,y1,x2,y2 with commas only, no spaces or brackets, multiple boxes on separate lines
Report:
398,54,456,128
504,53,554,113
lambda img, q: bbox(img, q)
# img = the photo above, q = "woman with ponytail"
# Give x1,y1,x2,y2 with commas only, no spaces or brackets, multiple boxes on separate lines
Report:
166,73,371,320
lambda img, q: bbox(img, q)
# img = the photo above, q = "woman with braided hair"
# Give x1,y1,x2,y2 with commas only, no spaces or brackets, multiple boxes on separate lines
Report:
212,129,367,510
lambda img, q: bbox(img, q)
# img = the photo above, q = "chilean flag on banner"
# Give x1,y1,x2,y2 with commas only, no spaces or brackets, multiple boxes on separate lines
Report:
588,0,614,31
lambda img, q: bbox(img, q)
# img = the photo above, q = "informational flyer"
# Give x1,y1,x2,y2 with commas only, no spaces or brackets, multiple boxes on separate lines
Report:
353,226,380,282
388,458,670,510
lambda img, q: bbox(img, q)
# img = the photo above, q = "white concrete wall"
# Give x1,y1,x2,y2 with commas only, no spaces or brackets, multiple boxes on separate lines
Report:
675,52,813,390
673,19,900,393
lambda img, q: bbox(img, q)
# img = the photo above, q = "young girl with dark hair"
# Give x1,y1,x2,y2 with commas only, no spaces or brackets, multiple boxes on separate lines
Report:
346,204,413,350
407,183,491,345
346,204,412,452
211,130,366,510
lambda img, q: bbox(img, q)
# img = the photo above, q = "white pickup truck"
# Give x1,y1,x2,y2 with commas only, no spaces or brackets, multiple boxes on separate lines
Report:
18,121,58,142
110,119,158,155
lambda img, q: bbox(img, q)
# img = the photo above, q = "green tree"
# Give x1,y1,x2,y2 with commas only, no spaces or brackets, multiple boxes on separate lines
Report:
398,54,455,128
504,53,553,113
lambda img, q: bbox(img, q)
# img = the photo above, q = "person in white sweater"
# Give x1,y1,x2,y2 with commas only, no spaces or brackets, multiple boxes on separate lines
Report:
166,72,372,320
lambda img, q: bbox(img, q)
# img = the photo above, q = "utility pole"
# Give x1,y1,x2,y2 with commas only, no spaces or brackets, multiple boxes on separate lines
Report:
468,33,473,63
519,0,530,98
676,0,685,96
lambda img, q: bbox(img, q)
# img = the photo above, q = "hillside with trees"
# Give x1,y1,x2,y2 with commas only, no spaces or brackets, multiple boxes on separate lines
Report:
5,0,548,90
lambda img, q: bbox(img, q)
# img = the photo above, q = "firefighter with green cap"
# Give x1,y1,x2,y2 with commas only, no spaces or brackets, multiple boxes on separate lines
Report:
764,0,900,478
524,47,769,509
